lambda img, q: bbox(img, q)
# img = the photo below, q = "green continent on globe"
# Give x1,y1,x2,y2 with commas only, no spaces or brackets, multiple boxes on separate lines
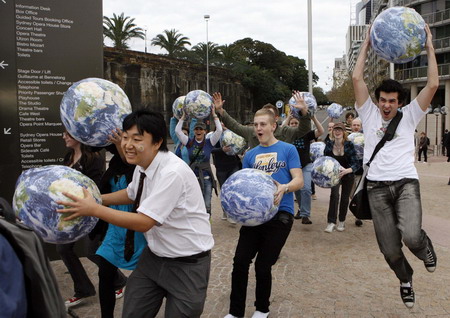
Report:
13,182,28,211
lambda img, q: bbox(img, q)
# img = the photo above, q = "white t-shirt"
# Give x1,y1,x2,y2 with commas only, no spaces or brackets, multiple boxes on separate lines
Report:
127,151,214,258
356,97,427,181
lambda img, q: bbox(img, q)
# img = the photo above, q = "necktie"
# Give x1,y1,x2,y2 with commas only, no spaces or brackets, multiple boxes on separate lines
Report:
124,171,146,261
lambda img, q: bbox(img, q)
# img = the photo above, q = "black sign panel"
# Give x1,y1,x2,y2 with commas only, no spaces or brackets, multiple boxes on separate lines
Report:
0,0,103,203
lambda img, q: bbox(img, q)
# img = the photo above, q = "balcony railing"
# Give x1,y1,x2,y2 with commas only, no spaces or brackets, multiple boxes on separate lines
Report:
433,36,450,51
395,63,450,81
394,0,430,7
422,8,450,25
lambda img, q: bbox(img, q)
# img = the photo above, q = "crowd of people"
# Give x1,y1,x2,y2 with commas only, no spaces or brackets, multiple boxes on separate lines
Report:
44,23,444,318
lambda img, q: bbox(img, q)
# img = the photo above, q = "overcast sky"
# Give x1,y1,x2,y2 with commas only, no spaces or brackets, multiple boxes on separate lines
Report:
103,0,353,92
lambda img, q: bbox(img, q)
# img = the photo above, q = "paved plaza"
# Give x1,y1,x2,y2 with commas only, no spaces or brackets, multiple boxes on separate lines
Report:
54,157,450,318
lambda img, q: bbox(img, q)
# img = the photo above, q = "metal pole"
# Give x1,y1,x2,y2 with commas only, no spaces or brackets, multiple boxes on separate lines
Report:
144,27,147,53
307,0,313,94
204,15,210,93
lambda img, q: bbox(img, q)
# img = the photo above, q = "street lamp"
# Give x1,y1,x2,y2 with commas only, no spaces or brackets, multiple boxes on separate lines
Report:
144,26,148,53
204,14,210,93
434,107,441,155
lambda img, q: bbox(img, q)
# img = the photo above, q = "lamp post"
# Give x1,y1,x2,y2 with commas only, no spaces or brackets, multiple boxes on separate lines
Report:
204,14,210,93
307,0,313,94
144,26,147,53
434,107,441,155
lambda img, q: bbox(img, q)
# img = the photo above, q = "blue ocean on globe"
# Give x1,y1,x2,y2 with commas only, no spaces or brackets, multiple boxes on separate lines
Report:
370,6,425,64
184,90,213,119
220,129,246,155
327,103,344,119
220,168,278,226
288,92,317,119
348,132,365,160
60,78,132,147
172,96,185,120
13,165,101,244
310,142,326,162
311,156,342,188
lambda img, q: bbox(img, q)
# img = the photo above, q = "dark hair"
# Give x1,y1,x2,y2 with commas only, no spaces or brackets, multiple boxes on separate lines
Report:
122,109,168,152
262,103,279,117
63,143,100,169
375,79,406,105
345,112,355,119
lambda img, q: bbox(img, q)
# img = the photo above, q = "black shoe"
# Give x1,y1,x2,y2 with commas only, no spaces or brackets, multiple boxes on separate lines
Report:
424,239,437,272
400,282,415,308
301,217,312,224
294,212,301,220
355,219,363,226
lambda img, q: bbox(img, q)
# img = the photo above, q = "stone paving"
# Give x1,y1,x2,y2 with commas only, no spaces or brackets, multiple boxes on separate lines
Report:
54,157,450,318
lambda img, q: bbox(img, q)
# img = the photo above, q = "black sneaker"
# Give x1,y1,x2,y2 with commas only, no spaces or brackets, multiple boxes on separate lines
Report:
294,212,301,219
400,282,415,308
355,219,363,226
424,240,437,272
301,217,312,224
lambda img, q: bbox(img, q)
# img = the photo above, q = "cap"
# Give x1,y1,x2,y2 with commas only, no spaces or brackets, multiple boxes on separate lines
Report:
332,123,346,131
194,122,207,130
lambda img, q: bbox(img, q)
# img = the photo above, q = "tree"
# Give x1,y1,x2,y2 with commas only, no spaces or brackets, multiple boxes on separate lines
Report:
313,87,329,105
151,29,191,57
103,13,144,49
218,44,239,66
191,42,221,64
326,75,355,107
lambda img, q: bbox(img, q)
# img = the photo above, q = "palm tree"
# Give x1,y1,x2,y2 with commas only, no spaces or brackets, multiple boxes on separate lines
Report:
151,29,191,57
219,44,239,65
103,13,144,49
192,42,220,64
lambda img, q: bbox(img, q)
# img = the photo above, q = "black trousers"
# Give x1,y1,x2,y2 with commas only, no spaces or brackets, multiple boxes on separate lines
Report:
229,211,293,317
327,174,354,224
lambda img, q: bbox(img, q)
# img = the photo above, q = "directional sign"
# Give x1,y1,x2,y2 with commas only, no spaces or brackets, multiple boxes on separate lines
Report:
3,128,11,134
0,61,8,69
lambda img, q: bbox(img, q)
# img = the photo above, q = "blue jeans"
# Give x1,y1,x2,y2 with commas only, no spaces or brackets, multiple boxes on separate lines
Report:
367,178,432,283
200,177,212,215
294,163,312,217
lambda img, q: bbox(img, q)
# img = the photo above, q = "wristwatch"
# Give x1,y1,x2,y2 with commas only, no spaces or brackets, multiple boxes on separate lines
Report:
284,185,289,193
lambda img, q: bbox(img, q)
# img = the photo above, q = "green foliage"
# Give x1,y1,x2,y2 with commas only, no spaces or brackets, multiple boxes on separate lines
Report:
326,75,355,107
191,42,221,64
313,87,329,105
151,29,191,57
103,13,145,50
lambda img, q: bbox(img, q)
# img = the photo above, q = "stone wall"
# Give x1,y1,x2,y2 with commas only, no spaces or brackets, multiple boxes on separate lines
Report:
103,47,254,124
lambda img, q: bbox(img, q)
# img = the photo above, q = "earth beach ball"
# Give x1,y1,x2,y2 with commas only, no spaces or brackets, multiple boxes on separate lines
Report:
288,92,317,118
13,165,101,244
220,130,246,156
327,103,344,119
220,168,278,226
172,96,186,120
310,142,326,162
370,6,426,64
60,78,132,147
311,156,342,188
348,132,365,160
184,90,213,119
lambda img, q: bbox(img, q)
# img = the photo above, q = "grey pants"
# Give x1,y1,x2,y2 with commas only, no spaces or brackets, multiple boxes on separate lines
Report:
367,178,432,283
122,247,211,318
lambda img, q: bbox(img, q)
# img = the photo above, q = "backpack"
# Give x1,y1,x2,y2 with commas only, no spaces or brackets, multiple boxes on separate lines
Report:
0,198,67,318
427,137,430,146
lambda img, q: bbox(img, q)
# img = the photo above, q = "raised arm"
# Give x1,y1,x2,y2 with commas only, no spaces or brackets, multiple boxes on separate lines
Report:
416,24,439,111
209,107,223,146
352,28,371,108
169,117,180,145
311,115,324,138
175,113,189,146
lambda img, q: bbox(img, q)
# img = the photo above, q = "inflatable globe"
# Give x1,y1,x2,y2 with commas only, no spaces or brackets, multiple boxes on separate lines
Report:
311,156,342,188
60,78,132,147
310,142,326,162
205,131,214,140
348,132,365,160
13,165,101,244
220,169,278,226
184,90,212,119
327,103,344,119
288,92,317,118
172,96,186,120
220,130,246,155
371,6,425,64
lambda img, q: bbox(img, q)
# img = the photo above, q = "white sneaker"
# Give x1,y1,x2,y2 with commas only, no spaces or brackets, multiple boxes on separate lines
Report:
336,221,345,232
324,223,335,233
251,311,270,318
224,315,241,318
222,212,228,220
